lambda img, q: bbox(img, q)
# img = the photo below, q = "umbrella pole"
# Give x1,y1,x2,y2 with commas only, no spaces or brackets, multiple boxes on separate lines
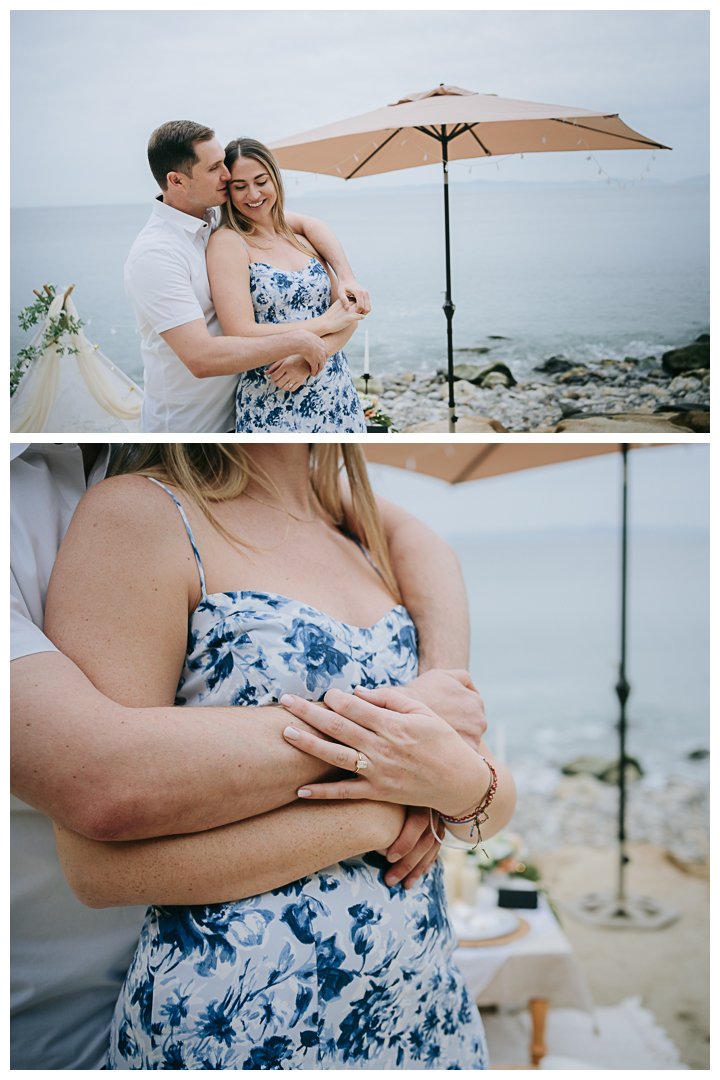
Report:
441,128,457,434
563,445,678,931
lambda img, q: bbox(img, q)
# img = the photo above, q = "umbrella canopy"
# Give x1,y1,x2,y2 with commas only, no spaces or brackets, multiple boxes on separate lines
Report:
360,440,679,928
270,85,669,179
361,441,659,484
271,87,670,432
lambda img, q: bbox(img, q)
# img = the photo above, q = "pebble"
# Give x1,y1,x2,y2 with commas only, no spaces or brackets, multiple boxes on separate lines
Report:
363,354,709,432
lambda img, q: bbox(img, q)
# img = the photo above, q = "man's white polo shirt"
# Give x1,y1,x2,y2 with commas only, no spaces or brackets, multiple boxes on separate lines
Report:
125,199,238,433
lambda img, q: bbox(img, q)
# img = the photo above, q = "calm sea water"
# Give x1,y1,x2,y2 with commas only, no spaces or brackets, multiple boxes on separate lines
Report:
454,532,709,782
10,182,709,386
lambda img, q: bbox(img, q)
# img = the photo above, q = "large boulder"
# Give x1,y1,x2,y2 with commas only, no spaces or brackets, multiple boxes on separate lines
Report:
403,415,508,433
662,341,710,375
353,377,384,395
553,412,694,433
654,408,710,433
451,361,516,387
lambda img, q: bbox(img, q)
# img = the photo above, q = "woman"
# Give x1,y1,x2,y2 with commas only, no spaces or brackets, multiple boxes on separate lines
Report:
44,444,515,1070
207,139,367,433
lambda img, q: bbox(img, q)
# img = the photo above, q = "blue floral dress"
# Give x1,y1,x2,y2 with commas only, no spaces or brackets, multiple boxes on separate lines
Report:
235,256,367,433
106,481,488,1070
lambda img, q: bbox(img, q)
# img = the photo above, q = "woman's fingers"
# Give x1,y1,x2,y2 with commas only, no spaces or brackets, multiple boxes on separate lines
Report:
282,724,359,772
281,694,369,748
296,778,374,800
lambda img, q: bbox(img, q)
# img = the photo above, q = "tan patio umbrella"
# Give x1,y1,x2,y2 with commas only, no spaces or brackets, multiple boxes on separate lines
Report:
361,441,678,930
270,86,671,431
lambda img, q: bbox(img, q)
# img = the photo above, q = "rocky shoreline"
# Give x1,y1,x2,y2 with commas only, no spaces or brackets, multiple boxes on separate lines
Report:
356,336,710,433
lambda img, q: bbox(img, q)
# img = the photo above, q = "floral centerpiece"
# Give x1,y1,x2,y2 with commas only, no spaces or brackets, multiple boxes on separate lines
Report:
358,392,396,431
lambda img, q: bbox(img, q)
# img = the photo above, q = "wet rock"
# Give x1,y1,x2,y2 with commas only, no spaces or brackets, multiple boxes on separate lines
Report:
654,409,710,433
440,379,476,403
695,333,710,343
535,356,573,374
400,371,415,383
481,371,510,389
562,755,643,784
662,341,710,375
455,346,492,354
403,415,508,433
556,366,591,384
452,361,517,387
688,749,710,761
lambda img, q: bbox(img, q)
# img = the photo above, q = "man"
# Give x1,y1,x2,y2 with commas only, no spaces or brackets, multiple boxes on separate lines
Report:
11,442,487,1069
125,121,369,432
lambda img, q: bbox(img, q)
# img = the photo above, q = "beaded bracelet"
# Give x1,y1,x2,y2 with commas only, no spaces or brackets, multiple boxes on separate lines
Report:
428,757,498,854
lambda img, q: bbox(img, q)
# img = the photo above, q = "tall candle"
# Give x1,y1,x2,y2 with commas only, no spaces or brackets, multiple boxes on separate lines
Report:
363,330,370,375
460,862,480,907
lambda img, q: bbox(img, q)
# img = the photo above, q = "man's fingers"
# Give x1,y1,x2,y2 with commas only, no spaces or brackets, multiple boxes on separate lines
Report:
401,839,441,889
385,807,428,865
444,669,480,692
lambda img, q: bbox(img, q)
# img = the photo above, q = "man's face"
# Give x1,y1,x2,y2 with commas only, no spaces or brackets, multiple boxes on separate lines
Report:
177,137,231,209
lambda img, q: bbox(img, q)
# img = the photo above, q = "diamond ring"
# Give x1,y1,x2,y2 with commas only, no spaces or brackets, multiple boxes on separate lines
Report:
355,751,369,773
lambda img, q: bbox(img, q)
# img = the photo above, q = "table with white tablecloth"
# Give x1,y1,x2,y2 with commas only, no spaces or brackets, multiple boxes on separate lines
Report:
453,897,594,1065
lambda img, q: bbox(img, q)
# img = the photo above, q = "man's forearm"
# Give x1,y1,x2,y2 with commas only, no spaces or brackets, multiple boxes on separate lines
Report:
11,652,339,843
172,325,320,380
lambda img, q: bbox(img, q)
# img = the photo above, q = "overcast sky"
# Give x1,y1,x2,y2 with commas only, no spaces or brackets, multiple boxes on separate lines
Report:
11,7,709,208
367,443,709,540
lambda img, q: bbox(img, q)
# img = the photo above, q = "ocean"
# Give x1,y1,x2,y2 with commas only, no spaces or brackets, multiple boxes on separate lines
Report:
10,181,709,386
453,531,709,783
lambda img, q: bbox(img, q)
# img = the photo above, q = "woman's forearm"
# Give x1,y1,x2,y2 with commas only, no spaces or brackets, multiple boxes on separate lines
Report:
444,757,516,844
217,313,327,339
54,799,406,908
319,321,357,355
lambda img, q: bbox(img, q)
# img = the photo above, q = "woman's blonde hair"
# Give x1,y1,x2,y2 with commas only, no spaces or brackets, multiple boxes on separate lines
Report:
109,444,401,603
219,138,309,257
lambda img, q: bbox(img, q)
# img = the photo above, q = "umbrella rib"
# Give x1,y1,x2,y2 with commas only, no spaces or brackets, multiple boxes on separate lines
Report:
451,445,500,484
549,117,667,149
446,123,477,143
415,125,442,141
466,127,492,156
346,130,401,179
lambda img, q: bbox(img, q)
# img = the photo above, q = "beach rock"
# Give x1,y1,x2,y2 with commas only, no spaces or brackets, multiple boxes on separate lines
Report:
400,371,415,383
695,333,710,343
353,377,384,395
535,356,573,374
556,366,590,384
562,756,643,784
654,409,710,433
455,346,492,354
403,415,508,433
687,749,709,761
481,371,510,390
552,413,694,433
452,361,517,387
440,379,476,403
662,341,710,375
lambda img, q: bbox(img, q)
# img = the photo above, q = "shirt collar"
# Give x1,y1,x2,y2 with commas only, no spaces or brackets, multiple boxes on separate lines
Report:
11,443,111,488
152,196,218,235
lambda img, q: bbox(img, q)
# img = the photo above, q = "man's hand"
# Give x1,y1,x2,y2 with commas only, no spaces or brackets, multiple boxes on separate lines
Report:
266,354,312,392
292,329,328,376
382,805,443,889
394,669,488,750
336,276,371,314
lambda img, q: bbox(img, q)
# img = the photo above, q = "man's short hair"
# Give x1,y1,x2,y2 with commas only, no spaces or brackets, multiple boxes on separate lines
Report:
147,121,215,190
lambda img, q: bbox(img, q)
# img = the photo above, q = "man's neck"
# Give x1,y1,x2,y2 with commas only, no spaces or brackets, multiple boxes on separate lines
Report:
161,190,207,221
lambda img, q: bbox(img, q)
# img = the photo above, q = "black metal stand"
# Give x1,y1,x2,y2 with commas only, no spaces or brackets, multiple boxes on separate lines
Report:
362,372,371,396
564,445,678,930
441,127,457,434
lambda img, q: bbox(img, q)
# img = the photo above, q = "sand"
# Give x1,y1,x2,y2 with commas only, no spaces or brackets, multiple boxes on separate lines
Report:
532,843,709,1070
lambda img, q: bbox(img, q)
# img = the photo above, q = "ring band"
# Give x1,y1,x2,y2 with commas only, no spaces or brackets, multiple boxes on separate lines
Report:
355,751,368,773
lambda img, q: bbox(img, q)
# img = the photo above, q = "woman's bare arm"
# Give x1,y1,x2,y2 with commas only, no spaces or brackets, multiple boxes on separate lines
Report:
54,799,406,909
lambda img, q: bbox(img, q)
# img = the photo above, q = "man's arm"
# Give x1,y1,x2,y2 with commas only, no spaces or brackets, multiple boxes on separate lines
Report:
286,211,371,313
160,318,326,379
11,482,477,846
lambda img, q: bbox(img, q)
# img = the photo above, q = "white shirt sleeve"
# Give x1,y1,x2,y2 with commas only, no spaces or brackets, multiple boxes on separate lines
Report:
125,245,206,334
10,573,57,661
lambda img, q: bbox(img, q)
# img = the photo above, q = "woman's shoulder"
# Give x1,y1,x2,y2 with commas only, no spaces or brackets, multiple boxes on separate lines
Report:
72,475,190,545
208,225,249,253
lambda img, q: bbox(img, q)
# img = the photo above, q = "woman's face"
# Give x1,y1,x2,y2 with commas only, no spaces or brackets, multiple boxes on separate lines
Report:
228,156,277,223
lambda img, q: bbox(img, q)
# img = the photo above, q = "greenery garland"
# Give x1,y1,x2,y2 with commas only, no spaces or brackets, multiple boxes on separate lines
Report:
11,285,84,396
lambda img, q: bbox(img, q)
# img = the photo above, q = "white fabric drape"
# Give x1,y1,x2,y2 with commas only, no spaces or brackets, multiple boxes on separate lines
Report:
11,291,143,433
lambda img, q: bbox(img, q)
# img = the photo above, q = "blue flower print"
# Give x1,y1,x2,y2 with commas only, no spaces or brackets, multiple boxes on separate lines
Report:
235,258,366,433
105,499,488,1070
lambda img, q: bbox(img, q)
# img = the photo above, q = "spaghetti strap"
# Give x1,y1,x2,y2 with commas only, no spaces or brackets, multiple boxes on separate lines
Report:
341,529,383,579
146,477,207,598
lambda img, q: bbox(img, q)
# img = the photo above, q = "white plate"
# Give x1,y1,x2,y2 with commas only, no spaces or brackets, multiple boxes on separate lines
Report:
450,904,519,941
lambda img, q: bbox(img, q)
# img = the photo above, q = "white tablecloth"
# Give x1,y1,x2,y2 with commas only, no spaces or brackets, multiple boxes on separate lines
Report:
452,897,594,1011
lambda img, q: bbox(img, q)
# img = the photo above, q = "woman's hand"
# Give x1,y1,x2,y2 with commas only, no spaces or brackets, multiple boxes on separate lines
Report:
316,299,365,336
266,354,314,392
336,276,371,314
281,685,490,819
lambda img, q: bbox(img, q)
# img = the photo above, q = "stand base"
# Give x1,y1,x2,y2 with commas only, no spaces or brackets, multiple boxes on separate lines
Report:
563,891,679,930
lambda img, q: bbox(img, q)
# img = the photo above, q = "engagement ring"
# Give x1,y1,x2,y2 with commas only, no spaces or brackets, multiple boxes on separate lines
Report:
355,751,369,773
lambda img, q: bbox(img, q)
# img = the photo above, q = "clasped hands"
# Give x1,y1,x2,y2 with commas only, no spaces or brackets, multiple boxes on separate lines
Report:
266,299,366,393
281,669,488,889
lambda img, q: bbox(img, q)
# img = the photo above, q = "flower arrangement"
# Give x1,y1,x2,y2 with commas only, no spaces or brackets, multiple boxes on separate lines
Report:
11,284,84,396
358,392,396,431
